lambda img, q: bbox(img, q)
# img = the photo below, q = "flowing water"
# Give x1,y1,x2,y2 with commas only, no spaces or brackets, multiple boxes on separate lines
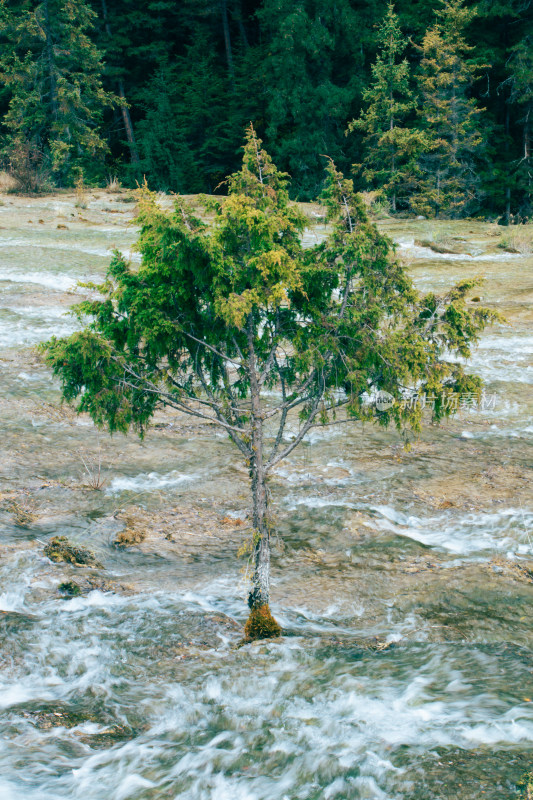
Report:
0,193,532,799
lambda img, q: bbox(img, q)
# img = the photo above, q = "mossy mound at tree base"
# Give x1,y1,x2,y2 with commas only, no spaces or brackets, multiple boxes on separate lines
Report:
244,604,282,641
44,536,102,568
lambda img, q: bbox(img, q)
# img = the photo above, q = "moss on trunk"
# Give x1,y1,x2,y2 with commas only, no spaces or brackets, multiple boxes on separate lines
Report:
244,604,282,640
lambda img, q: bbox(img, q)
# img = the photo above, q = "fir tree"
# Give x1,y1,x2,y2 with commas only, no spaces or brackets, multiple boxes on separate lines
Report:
0,0,116,186
412,0,485,217
347,4,426,212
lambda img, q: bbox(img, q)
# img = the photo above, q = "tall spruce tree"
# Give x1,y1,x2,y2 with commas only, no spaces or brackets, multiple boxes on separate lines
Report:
507,25,533,218
0,0,115,187
412,0,485,217
135,31,246,194
347,4,426,212
257,0,370,200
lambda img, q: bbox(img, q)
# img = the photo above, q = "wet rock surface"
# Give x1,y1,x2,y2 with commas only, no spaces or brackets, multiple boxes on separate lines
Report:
0,196,531,798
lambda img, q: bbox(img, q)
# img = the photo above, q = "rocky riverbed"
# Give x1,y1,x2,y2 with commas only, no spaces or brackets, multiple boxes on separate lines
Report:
0,189,532,799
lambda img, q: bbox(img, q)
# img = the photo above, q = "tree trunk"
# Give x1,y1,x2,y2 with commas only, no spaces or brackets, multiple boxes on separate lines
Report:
220,0,236,89
235,0,249,48
117,80,140,167
101,0,140,167
248,454,270,609
244,455,281,640
42,0,58,120
244,316,281,640
524,102,531,212
505,101,511,225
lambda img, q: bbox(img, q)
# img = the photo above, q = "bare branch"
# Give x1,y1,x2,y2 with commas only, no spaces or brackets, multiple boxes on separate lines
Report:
180,329,241,366
266,387,325,471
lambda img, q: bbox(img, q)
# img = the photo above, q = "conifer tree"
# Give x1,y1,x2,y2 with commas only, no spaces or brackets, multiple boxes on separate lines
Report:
347,4,426,212
136,32,245,194
257,0,368,200
412,0,485,217
135,64,198,194
507,26,533,218
0,0,116,186
42,128,495,638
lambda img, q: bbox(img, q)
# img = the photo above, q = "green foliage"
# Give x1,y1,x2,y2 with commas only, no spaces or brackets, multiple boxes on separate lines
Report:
257,0,369,200
41,129,496,619
347,4,427,212
411,0,486,217
58,580,82,596
135,31,247,193
135,63,197,194
0,0,116,186
42,128,495,453
518,769,533,800
506,24,533,218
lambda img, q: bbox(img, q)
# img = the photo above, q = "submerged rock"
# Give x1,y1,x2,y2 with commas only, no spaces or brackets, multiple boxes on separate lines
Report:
414,238,462,254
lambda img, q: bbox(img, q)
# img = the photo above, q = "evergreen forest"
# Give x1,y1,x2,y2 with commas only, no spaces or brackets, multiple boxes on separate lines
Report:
0,0,532,220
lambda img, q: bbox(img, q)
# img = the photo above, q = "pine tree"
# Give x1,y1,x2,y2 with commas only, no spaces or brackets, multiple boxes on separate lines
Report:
412,0,485,217
347,4,427,212
135,31,247,194
0,0,116,187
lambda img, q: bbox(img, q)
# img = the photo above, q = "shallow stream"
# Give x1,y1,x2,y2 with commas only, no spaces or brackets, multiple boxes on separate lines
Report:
0,193,531,799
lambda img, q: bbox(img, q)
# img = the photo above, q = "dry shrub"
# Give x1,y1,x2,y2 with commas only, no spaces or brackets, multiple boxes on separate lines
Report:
80,450,106,490
498,226,533,254
0,170,18,193
113,525,146,548
74,171,88,209
105,175,121,193
360,190,391,219
113,509,148,548
6,496,37,527
8,139,51,194
244,604,282,640
44,536,102,567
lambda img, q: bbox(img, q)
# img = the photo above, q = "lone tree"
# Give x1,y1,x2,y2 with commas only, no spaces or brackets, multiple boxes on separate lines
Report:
42,127,495,638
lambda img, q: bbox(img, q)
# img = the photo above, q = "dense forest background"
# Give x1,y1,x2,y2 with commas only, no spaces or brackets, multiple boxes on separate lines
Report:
0,0,531,220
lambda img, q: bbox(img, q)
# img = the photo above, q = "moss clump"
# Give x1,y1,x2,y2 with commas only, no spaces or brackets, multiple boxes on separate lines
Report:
44,536,102,568
58,580,82,596
113,527,145,548
244,604,282,641
6,498,36,526
518,770,533,799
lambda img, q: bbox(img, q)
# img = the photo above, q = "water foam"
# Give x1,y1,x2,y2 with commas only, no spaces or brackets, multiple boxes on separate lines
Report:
107,469,200,494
